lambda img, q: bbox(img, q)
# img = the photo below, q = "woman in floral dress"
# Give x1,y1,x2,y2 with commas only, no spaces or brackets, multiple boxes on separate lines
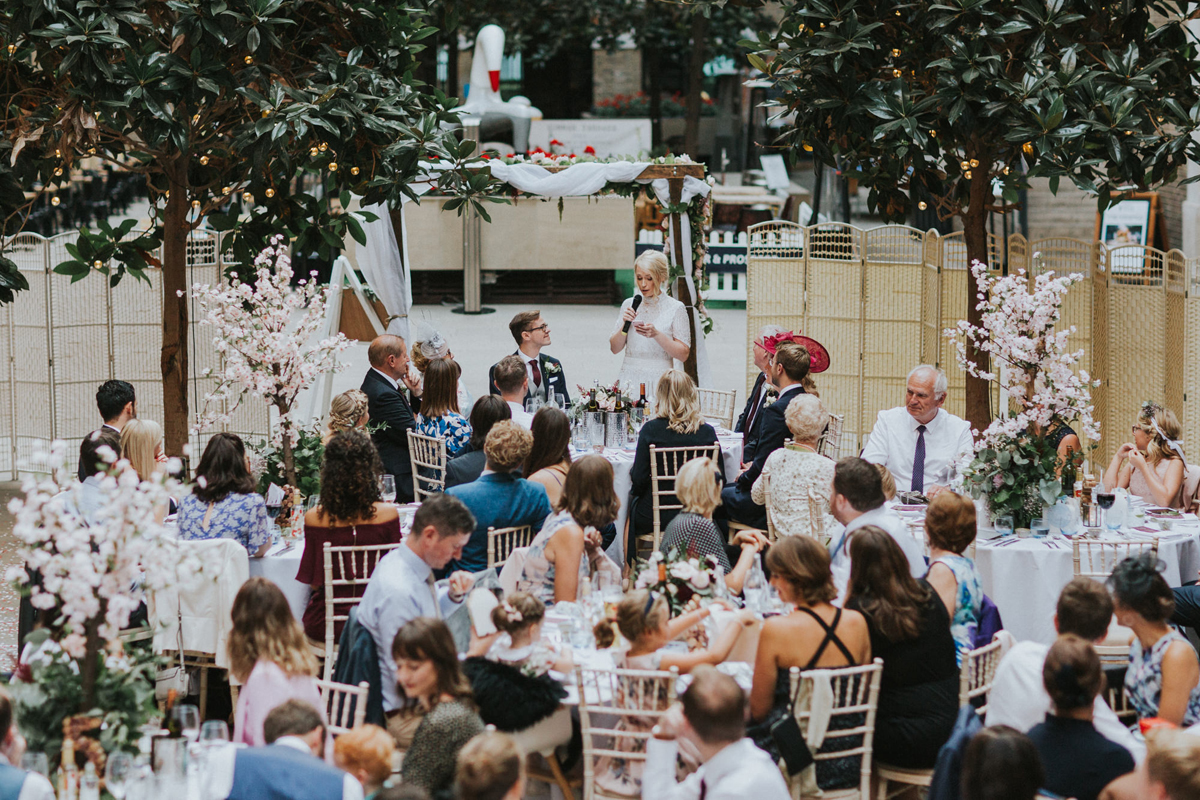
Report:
415,358,472,456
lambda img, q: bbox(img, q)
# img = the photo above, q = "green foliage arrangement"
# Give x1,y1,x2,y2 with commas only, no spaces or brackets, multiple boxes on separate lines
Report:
253,425,325,500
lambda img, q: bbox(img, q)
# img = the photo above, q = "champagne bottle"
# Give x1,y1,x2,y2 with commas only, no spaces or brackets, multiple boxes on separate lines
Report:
59,737,78,800
636,383,647,409
586,389,599,413
165,689,182,738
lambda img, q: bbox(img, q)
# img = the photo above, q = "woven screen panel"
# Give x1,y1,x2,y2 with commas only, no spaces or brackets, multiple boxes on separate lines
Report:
1091,249,1111,466
9,235,54,470
745,222,806,396
1164,252,1187,430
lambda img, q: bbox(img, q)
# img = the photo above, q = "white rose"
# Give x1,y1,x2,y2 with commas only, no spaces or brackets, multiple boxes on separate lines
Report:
691,572,711,590
670,562,696,581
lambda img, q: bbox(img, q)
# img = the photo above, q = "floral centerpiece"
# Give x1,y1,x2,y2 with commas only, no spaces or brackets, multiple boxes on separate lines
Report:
633,547,720,615
946,260,1100,527
568,382,633,424
6,441,199,768
189,236,350,494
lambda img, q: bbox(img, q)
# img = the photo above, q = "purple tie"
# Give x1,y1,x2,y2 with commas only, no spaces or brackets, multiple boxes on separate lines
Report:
911,425,927,492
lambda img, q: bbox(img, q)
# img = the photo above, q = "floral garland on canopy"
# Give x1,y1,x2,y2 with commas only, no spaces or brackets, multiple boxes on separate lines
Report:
947,259,1100,526
189,236,350,492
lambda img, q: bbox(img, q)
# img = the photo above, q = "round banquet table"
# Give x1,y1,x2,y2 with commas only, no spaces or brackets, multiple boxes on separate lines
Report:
249,542,310,620
583,429,743,565
974,521,1200,644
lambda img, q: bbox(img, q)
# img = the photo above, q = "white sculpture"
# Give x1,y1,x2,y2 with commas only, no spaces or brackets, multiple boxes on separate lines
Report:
456,24,542,153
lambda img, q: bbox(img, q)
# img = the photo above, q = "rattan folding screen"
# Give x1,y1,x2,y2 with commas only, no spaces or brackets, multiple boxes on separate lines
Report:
746,221,1197,465
0,229,270,478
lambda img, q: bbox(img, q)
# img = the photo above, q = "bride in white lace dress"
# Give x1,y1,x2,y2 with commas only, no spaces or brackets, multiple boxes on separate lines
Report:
609,251,691,402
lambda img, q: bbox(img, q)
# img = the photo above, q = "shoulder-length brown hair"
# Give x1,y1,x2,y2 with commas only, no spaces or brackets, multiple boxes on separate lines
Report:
391,617,473,708
421,358,462,418
558,454,619,529
765,534,837,604
845,526,931,642
525,406,572,477
227,577,318,683
655,370,704,434
192,432,256,503
319,430,381,523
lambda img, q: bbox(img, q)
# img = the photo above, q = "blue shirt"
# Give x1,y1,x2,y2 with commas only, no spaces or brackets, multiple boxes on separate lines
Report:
177,492,271,554
357,543,464,711
445,472,552,574
415,412,472,456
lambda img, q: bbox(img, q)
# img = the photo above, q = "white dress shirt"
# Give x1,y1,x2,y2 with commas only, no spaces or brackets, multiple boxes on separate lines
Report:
861,406,973,493
506,400,534,430
370,367,400,391
519,349,547,401
643,737,789,800
0,754,54,800
985,640,1145,763
829,504,926,601
356,543,464,711
207,738,364,800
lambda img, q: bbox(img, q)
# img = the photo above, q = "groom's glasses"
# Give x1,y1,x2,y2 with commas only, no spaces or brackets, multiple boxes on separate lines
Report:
526,324,550,334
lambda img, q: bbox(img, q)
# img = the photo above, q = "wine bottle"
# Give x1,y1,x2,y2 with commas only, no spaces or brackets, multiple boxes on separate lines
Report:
636,383,647,409
586,389,599,412
613,391,626,413
59,737,78,800
164,689,182,738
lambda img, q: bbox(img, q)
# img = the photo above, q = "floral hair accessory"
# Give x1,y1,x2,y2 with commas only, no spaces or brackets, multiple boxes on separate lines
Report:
763,331,830,373
417,329,450,360
501,602,523,623
1149,416,1186,464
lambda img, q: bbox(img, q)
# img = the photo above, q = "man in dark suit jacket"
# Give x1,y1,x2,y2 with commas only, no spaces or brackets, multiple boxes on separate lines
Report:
77,379,136,481
445,395,511,489
488,310,571,406
721,341,811,528
361,334,422,502
736,325,786,461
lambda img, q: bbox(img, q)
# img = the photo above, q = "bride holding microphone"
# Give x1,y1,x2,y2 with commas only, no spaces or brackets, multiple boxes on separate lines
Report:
609,251,692,401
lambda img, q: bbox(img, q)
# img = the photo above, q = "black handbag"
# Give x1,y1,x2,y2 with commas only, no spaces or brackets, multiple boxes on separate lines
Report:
770,701,815,775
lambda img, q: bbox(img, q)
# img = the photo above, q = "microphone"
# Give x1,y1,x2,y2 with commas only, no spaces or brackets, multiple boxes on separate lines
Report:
621,294,643,335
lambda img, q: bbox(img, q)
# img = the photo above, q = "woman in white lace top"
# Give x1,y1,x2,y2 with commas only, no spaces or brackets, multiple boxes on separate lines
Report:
752,393,835,537
609,250,691,401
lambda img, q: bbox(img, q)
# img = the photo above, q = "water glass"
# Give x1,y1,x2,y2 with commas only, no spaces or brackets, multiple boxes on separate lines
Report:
525,398,541,414
550,391,566,410
200,720,230,745
380,474,397,504
20,753,48,777
1031,517,1050,539
570,422,590,451
105,752,134,800
173,703,201,743
995,515,1014,537
585,412,606,453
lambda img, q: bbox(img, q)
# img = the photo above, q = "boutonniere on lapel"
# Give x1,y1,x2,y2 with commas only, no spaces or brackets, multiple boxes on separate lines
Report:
763,389,779,408
543,361,562,376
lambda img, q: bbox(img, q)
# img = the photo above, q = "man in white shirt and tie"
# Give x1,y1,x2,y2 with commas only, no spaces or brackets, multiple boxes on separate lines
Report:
357,494,477,746
644,666,790,800
827,457,926,599
861,365,974,497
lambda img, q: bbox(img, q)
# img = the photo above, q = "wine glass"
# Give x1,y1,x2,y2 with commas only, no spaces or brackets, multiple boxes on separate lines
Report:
105,751,134,800
20,752,48,777
550,391,567,410
525,397,541,414
380,474,396,504
200,720,229,746
1096,492,1116,530
173,704,200,743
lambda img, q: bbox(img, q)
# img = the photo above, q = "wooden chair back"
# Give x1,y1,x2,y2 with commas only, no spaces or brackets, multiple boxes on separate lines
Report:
317,678,370,736
487,524,534,568
697,388,737,430
576,664,680,800
322,541,404,680
959,637,1005,714
407,429,447,501
784,659,883,800
646,443,722,554
818,412,845,458
1072,538,1158,580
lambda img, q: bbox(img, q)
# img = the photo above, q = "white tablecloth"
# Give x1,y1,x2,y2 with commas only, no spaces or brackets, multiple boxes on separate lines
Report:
250,542,311,620
975,524,1200,644
589,430,743,564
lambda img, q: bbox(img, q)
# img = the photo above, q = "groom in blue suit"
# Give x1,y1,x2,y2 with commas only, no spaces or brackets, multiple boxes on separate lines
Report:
489,310,571,406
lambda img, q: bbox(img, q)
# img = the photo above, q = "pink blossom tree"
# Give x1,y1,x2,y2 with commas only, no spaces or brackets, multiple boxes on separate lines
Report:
6,441,199,706
189,237,350,490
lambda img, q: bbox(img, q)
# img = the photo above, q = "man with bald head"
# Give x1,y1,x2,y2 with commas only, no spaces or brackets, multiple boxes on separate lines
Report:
861,364,973,497
361,334,423,502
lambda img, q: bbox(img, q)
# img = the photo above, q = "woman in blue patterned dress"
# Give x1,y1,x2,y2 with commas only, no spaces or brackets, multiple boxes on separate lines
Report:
923,491,983,664
1110,553,1200,726
415,358,472,456
178,433,271,556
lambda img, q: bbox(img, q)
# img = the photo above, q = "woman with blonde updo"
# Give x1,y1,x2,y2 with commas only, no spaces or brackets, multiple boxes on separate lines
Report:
1104,403,1189,508
120,418,167,481
409,330,472,412
455,731,525,800
323,389,370,445
484,591,571,677
628,370,724,557
593,589,754,796
609,250,692,400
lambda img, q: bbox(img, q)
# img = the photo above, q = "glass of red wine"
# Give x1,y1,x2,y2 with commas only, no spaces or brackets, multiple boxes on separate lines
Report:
1095,492,1116,530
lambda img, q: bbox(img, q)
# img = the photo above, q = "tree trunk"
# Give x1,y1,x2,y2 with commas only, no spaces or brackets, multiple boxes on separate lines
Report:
276,396,299,490
683,13,707,159
961,169,991,434
160,159,190,462
80,613,103,710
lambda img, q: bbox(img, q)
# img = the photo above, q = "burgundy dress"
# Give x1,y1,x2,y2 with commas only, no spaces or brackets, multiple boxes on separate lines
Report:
296,517,403,642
